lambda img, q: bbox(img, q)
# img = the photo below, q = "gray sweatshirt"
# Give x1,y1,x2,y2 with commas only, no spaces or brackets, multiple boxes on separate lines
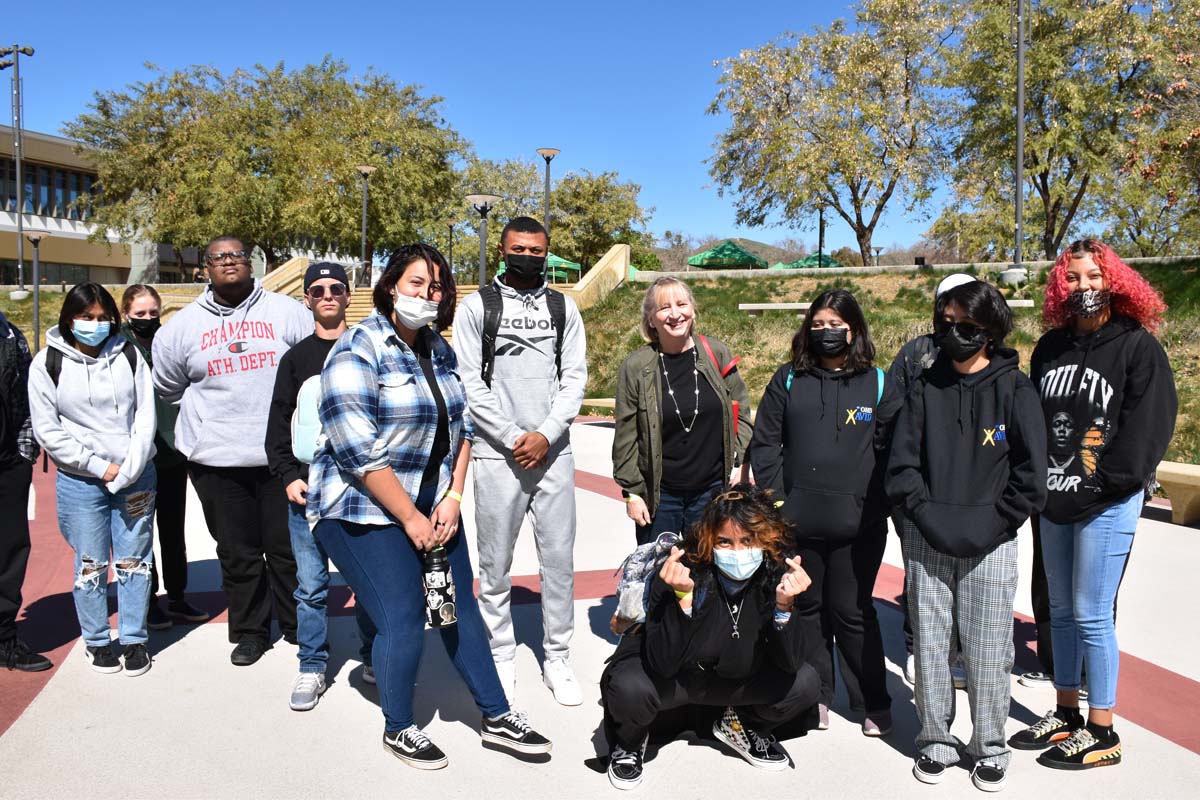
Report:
453,278,587,460
28,327,156,493
152,280,312,467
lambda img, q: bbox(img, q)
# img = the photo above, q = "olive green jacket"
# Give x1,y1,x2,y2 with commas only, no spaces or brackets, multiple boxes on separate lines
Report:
612,334,754,517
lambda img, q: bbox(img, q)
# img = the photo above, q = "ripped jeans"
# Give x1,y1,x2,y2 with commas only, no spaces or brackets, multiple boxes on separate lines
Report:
56,465,157,648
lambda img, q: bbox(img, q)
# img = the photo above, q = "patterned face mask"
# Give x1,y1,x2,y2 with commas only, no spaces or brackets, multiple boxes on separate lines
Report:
1064,289,1111,318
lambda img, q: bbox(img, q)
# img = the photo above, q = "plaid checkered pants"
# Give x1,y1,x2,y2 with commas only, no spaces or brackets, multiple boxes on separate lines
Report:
902,519,1017,768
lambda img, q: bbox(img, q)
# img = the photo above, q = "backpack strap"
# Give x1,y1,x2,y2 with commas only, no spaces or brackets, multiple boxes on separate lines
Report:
875,366,885,405
785,367,794,392
46,340,138,387
122,340,139,376
697,334,739,377
479,285,503,389
545,289,566,382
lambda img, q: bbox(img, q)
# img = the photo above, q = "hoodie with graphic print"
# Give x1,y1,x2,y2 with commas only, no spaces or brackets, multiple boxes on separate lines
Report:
152,280,312,467
885,349,1048,557
28,327,156,493
452,277,587,460
1030,315,1176,524
750,364,902,541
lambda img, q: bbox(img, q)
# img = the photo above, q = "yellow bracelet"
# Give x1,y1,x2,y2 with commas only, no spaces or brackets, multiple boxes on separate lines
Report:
446,489,463,503
625,494,641,504
674,590,693,601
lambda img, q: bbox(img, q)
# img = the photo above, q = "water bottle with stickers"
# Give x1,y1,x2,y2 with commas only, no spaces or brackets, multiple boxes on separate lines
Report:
423,547,457,628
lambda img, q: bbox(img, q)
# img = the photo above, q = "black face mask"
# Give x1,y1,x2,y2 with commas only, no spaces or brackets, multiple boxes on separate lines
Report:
504,253,547,282
127,317,162,340
935,322,988,363
809,327,850,358
1064,288,1111,318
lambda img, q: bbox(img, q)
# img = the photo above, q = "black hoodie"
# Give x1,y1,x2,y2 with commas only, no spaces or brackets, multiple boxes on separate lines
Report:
750,364,902,541
886,349,1048,557
1030,315,1177,524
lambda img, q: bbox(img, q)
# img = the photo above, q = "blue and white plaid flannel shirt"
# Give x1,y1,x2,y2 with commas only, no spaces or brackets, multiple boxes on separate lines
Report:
306,312,473,526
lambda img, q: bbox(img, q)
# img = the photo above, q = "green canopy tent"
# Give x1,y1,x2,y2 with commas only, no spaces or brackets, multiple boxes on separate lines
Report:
686,240,768,269
768,261,794,270
498,252,582,283
791,253,844,269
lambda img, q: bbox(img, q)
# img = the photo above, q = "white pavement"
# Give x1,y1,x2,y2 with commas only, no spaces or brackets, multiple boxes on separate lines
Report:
3,420,1198,798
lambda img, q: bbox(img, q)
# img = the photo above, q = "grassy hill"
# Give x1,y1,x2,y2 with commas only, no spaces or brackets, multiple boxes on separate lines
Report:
582,262,1200,465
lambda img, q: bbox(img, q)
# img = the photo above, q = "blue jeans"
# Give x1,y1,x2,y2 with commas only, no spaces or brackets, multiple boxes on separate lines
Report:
56,465,157,648
314,485,508,732
635,479,724,546
289,501,377,673
1039,490,1141,710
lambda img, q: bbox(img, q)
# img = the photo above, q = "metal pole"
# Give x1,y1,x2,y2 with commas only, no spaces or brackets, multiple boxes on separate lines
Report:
1014,0,1026,269
12,47,25,290
542,157,552,234
447,223,454,277
818,207,825,267
477,209,488,287
360,173,369,281
30,238,40,352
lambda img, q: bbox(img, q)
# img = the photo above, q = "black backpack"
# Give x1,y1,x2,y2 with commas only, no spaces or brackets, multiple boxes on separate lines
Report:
478,284,566,389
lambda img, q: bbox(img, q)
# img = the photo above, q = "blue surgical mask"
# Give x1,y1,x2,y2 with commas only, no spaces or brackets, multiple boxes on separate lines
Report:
712,547,763,581
72,320,111,347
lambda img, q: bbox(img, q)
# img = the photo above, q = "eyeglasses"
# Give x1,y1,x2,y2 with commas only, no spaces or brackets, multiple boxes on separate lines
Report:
936,320,985,339
204,250,250,266
307,284,347,299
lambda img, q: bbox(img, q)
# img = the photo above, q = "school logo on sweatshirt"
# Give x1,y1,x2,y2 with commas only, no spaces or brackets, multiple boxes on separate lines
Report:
844,406,874,425
981,424,1007,446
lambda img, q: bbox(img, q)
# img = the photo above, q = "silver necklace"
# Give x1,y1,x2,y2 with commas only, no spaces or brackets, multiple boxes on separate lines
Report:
659,347,700,433
727,600,744,639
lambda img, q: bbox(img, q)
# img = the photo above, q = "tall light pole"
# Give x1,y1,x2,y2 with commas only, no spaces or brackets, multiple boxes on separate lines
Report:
817,205,826,267
1,44,35,294
536,147,559,235
444,219,455,280
466,193,502,287
27,232,45,352
355,164,377,286
873,246,883,267
1007,0,1031,283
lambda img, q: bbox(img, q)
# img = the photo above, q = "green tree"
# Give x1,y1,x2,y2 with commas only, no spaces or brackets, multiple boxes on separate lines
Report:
64,58,463,266
708,0,959,267
548,170,653,272
949,0,1164,260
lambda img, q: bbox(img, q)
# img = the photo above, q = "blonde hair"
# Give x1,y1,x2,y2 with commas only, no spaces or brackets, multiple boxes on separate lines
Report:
640,276,697,343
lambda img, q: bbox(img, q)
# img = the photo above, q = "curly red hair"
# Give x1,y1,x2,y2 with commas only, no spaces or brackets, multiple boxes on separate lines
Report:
1043,240,1167,333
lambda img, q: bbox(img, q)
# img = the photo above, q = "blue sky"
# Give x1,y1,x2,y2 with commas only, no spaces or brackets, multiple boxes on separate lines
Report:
5,0,934,253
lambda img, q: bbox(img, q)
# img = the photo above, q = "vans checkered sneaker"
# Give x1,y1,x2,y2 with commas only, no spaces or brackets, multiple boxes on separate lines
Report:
712,707,789,771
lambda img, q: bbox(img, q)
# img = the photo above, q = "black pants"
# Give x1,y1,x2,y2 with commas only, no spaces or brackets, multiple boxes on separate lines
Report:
794,520,891,712
188,462,296,644
601,640,820,750
0,461,33,642
149,458,189,600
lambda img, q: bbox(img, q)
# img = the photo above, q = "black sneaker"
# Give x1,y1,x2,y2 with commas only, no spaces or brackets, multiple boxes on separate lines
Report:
972,762,1007,792
147,603,173,631
607,739,646,790
1037,727,1122,770
913,755,947,784
1009,708,1083,750
0,638,52,672
712,707,789,771
122,643,152,677
481,711,553,754
382,726,449,770
85,644,122,674
166,598,210,623
230,639,267,666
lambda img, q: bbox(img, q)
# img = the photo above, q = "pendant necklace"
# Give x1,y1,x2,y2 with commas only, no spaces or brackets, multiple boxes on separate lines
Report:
728,600,744,639
659,347,700,433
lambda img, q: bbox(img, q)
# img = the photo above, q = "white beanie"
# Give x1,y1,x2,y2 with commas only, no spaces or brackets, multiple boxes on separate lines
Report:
936,273,977,298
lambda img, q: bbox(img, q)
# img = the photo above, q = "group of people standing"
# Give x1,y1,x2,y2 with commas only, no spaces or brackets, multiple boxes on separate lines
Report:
0,229,1176,792
606,239,1174,791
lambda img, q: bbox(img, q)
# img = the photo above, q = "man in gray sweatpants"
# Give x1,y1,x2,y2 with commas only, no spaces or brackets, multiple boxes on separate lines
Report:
453,216,587,707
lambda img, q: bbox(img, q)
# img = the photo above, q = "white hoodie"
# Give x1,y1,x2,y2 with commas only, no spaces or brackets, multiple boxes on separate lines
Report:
28,327,156,493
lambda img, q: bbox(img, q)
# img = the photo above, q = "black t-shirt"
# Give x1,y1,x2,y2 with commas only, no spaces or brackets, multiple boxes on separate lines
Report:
413,333,450,489
658,348,724,494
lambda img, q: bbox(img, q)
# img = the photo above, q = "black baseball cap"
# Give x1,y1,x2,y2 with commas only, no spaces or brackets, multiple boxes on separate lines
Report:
304,262,350,291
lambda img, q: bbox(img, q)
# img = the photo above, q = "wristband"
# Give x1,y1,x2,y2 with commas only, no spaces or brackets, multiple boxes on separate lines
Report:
674,590,693,601
446,489,463,503
625,494,641,504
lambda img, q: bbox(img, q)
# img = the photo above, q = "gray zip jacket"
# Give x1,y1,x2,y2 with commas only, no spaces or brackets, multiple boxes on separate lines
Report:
28,327,156,493
453,277,587,460
152,280,312,467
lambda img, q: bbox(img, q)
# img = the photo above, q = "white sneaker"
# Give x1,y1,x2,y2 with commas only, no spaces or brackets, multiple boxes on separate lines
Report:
289,671,327,711
542,658,583,706
494,659,516,704
904,653,916,686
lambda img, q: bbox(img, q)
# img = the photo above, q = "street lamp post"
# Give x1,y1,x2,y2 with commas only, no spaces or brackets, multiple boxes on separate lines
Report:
817,206,826,267
444,219,455,280
535,148,559,235
1002,0,1032,286
355,164,377,286
873,246,883,267
466,193,502,287
1,44,36,294
26,232,45,352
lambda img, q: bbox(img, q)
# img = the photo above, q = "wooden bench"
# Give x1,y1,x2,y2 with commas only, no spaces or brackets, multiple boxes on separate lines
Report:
739,302,811,317
1007,299,1035,308
1156,462,1200,525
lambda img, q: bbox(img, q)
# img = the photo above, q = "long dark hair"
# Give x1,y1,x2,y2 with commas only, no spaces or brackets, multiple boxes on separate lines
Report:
372,243,458,331
790,289,875,374
936,281,1012,355
58,282,120,348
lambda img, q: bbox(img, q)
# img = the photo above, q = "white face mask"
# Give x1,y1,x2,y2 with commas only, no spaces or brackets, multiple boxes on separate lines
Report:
393,292,439,330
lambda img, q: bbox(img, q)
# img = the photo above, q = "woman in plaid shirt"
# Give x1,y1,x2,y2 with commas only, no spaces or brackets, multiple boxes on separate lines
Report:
308,244,552,770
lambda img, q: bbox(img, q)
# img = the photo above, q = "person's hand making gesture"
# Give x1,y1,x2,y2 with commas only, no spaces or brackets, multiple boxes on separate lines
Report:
659,546,694,607
775,555,811,612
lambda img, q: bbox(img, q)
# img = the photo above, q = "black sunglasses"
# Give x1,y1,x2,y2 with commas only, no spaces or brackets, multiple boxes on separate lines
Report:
307,284,347,299
936,319,986,339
